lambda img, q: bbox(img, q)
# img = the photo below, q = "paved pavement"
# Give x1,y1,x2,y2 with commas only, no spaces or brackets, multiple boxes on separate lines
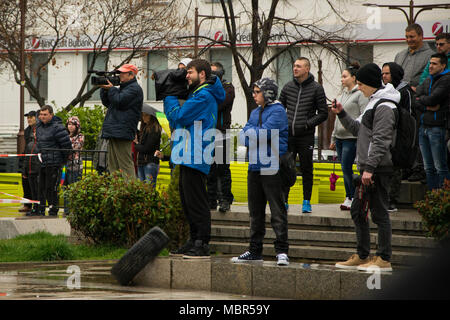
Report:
0,260,276,300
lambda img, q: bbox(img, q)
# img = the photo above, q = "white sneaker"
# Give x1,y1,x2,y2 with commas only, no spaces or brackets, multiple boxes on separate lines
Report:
276,253,289,266
340,197,352,210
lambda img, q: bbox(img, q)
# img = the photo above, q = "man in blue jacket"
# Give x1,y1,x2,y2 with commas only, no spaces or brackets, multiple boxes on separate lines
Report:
100,64,143,179
415,53,450,190
164,59,225,259
233,78,290,266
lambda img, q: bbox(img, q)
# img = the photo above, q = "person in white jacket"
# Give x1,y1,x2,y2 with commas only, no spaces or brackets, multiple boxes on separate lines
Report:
330,63,368,210
332,63,400,272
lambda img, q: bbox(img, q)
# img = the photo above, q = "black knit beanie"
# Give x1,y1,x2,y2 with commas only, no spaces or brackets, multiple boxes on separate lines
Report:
356,63,382,88
383,62,404,88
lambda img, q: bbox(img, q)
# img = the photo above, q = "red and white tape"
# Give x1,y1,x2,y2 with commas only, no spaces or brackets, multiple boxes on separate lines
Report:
0,191,39,204
0,153,39,157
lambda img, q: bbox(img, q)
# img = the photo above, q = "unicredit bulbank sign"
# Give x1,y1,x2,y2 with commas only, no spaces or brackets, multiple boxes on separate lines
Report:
25,20,450,52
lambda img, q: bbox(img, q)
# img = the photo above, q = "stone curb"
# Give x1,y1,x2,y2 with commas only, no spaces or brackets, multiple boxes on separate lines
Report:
0,218,71,240
133,257,396,300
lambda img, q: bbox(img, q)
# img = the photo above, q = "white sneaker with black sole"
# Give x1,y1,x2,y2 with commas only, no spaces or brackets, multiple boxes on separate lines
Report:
276,253,289,266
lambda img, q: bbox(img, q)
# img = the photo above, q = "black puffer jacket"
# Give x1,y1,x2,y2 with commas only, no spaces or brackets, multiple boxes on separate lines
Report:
36,116,72,167
279,73,328,136
415,70,450,128
100,77,143,141
135,129,161,166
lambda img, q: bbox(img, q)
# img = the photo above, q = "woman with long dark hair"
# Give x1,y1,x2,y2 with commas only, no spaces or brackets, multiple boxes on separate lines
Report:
135,111,161,185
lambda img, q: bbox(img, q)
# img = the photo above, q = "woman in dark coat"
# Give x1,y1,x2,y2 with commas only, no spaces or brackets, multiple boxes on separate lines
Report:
134,111,161,186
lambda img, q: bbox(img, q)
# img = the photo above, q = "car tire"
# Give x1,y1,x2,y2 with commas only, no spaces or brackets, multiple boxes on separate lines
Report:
111,226,169,286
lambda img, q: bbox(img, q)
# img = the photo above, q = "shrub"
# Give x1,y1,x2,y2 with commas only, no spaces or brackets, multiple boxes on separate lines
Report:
159,166,189,251
56,105,105,150
415,179,450,242
62,170,187,248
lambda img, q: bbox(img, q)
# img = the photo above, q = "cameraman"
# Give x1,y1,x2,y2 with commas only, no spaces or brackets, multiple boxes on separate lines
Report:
331,63,400,272
99,64,143,179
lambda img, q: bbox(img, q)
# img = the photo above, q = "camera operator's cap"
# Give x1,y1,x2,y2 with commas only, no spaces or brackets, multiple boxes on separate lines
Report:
24,111,37,117
116,64,138,75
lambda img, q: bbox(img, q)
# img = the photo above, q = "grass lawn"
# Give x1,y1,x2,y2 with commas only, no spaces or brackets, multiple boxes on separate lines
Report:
0,231,131,262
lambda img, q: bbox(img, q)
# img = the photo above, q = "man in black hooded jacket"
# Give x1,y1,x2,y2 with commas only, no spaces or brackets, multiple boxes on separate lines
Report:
381,62,416,212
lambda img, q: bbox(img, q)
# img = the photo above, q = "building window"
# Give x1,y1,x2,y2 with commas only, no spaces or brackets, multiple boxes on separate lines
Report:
347,44,373,66
29,53,48,101
275,46,300,90
209,49,232,83
87,52,108,101
147,50,168,101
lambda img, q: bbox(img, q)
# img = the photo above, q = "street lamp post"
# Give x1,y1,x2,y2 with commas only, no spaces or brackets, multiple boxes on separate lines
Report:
17,0,27,154
193,7,235,58
363,1,450,25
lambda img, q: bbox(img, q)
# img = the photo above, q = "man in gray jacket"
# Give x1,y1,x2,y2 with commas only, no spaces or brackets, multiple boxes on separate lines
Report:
332,63,400,272
394,23,435,91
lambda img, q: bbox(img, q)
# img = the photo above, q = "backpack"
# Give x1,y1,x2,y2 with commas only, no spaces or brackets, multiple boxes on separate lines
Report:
279,151,297,187
372,98,418,169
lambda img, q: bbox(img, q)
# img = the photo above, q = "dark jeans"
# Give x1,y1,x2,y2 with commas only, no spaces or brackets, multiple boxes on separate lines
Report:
179,165,211,244
388,168,402,205
286,134,314,201
248,170,288,255
335,138,357,199
39,165,61,215
351,173,392,261
207,141,234,205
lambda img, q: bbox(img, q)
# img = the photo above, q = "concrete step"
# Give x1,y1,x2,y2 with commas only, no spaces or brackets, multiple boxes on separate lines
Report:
209,241,426,266
211,225,437,252
211,208,425,236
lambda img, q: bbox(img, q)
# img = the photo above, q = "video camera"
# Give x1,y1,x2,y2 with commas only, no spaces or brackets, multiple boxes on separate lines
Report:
89,70,120,86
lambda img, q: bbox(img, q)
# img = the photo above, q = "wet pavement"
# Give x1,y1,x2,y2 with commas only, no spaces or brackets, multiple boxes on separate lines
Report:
0,260,276,300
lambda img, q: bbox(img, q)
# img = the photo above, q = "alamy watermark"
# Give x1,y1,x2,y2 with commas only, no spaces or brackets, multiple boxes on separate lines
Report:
366,6,381,30
66,265,81,289
366,266,381,290
170,121,281,175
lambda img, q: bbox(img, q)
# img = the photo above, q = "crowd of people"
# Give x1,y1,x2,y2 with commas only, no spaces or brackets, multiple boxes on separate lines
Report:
17,24,449,270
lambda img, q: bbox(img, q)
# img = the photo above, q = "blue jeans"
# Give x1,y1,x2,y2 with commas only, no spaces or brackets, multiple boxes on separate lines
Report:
419,126,450,190
335,139,357,199
138,163,159,186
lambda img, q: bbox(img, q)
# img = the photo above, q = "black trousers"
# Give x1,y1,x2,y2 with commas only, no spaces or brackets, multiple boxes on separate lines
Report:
21,175,32,208
351,173,392,261
39,165,61,214
248,170,288,255
28,174,39,210
286,134,314,201
207,143,233,205
179,165,211,244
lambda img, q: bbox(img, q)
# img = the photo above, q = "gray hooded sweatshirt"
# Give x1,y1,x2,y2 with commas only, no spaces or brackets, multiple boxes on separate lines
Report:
337,83,401,174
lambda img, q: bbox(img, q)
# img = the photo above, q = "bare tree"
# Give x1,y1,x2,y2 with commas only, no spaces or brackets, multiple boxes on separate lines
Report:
183,0,354,119
0,0,188,111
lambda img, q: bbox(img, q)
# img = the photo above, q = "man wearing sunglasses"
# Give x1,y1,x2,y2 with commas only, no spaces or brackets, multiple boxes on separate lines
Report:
419,33,450,85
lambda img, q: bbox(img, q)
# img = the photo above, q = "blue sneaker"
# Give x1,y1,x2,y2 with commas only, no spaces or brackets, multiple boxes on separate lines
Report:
285,202,289,212
302,200,312,213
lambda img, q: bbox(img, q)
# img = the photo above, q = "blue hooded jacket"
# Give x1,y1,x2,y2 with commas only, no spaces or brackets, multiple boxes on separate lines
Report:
240,101,288,173
164,76,226,175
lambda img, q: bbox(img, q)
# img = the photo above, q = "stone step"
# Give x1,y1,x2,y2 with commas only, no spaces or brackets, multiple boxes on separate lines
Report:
209,241,426,266
211,225,437,252
211,209,425,236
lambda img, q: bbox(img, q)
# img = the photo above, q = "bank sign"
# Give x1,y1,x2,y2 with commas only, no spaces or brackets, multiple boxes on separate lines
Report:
25,20,450,52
